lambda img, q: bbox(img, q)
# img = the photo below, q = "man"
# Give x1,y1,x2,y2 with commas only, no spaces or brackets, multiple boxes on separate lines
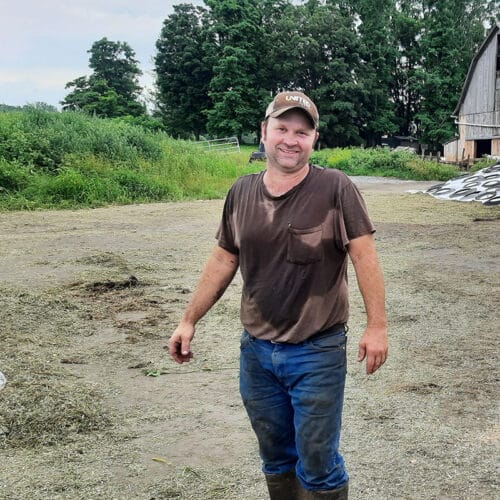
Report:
169,91,388,499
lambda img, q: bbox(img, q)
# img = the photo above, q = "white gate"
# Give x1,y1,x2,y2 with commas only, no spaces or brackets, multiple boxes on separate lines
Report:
194,137,240,153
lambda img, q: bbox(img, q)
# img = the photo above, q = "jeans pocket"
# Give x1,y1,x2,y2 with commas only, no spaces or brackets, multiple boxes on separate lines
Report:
308,331,347,351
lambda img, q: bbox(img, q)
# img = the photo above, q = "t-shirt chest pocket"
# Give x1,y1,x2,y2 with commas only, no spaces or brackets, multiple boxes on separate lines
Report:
287,224,324,265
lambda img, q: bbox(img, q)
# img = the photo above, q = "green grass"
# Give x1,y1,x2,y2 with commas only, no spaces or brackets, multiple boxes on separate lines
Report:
1,109,492,211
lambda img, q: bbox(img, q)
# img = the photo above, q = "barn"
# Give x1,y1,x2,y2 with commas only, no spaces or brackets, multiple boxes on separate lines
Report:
444,22,500,163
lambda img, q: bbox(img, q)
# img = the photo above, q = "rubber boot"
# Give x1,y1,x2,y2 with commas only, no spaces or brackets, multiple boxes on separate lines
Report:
297,482,348,499
265,470,300,500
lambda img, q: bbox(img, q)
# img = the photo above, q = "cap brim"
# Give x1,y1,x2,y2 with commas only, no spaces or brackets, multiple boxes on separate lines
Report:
267,106,317,127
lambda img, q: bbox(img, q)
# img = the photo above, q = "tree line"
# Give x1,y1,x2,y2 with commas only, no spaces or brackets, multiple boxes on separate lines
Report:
60,0,497,150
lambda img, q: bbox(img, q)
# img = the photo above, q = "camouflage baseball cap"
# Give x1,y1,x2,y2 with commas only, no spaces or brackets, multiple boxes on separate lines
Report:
265,91,319,129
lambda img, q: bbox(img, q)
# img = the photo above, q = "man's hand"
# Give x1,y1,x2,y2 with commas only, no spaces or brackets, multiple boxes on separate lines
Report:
167,246,239,365
169,322,195,364
348,235,388,375
358,326,388,374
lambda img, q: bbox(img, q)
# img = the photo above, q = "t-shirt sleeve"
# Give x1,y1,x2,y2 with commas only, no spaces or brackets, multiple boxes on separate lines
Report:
338,179,375,249
215,186,239,254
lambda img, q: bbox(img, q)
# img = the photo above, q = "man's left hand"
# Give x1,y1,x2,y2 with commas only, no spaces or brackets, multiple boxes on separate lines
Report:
358,326,388,374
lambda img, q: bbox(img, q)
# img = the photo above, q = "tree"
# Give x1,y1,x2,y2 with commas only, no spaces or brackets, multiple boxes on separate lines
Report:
155,4,213,139
255,1,307,94
415,0,495,149
391,1,423,137
252,0,299,93
282,0,364,147
386,0,496,148
355,0,399,145
62,38,145,118
205,0,269,140
151,0,497,148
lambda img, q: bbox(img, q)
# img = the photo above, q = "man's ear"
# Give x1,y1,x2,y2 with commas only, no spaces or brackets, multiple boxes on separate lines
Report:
261,120,268,141
314,130,319,147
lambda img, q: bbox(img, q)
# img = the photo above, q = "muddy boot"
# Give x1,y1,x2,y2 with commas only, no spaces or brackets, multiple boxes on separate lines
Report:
297,482,348,499
265,470,300,500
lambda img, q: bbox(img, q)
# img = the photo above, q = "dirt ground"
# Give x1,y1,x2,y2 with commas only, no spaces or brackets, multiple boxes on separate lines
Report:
0,178,498,500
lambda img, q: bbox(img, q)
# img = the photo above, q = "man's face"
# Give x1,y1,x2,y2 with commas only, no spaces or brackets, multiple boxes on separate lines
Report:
261,110,318,174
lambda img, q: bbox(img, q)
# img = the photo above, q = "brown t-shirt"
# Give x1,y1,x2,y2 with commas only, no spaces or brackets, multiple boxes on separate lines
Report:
217,164,375,343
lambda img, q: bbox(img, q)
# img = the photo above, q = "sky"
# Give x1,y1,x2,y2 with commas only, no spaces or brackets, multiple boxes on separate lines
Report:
1,0,206,108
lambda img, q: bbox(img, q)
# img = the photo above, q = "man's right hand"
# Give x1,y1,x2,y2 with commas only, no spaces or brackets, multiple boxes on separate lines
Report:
169,322,195,364
167,247,239,365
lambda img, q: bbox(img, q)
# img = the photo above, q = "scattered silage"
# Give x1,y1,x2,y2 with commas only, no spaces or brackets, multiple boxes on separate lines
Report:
0,380,110,448
0,287,112,450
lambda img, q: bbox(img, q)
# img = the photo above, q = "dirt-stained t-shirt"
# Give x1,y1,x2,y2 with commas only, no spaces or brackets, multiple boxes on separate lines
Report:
216,164,375,343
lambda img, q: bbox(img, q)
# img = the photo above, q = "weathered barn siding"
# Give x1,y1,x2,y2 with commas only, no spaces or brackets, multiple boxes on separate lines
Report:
459,111,500,140
460,36,497,117
443,140,457,161
447,25,500,161
492,138,500,156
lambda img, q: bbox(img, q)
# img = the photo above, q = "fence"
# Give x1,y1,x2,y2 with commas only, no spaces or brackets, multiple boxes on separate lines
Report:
194,136,240,154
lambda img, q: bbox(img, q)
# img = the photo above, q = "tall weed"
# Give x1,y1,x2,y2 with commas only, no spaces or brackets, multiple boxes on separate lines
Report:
0,110,163,173
0,110,260,209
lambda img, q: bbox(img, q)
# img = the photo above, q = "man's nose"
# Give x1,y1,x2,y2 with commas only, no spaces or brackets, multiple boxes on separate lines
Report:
282,132,299,144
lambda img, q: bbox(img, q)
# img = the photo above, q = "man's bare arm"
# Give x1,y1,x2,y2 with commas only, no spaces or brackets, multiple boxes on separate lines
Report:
348,234,388,374
169,245,239,364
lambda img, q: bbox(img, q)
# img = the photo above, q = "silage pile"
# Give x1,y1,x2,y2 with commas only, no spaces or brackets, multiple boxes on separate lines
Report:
426,163,500,205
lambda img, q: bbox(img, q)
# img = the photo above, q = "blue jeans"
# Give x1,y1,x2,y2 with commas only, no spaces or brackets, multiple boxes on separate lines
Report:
239,326,349,491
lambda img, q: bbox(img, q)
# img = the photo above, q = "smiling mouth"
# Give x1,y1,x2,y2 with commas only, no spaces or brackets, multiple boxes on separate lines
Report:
279,147,299,155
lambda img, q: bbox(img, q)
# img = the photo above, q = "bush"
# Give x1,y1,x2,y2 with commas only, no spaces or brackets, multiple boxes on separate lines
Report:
0,110,163,173
311,147,461,181
0,159,32,193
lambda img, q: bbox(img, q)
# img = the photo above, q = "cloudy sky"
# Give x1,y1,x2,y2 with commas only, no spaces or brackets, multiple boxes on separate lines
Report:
1,0,206,108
